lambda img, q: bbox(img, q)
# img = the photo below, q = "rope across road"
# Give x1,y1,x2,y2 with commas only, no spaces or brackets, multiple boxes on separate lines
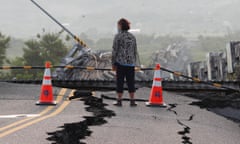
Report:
160,67,240,92
0,64,239,92
0,65,153,71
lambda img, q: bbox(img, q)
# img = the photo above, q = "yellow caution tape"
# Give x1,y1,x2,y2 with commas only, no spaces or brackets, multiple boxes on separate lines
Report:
193,78,201,82
80,41,84,45
213,83,222,88
91,92,96,96
2,66,11,69
75,37,87,47
65,65,74,69
86,67,95,71
135,67,141,71
174,72,182,76
23,66,32,69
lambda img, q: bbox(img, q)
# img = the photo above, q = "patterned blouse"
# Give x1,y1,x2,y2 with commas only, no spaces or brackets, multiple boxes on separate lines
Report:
112,31,137,66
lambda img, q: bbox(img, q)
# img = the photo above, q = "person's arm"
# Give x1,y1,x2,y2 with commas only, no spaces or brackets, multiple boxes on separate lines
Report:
134,37,140,66
112,35,118,70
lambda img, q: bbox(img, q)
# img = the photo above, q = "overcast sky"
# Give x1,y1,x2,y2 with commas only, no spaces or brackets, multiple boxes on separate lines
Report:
0,0,239,39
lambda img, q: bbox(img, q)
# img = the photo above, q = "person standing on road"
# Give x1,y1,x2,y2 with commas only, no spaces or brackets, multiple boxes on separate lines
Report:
112,18,138,107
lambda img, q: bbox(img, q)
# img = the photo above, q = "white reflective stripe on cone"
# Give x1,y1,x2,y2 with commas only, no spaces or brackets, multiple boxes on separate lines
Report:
44,69,51,76
153,69,162,86
43,79,52,85
153,81,162,87
154,70,161,78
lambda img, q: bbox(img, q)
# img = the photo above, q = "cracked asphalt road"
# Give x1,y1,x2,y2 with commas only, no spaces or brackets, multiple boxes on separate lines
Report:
0,83,240,144
86,88,240,144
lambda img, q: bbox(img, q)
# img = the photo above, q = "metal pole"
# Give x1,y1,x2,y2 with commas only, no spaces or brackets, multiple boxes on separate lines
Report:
30,0,87,47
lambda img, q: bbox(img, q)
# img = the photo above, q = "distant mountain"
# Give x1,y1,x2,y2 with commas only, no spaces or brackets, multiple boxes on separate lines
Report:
0,0,239,39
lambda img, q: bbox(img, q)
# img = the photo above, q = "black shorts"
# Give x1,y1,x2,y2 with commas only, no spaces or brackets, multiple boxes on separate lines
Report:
116,65,135,93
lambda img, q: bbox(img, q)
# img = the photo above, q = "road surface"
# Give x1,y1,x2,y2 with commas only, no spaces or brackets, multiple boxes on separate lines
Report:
0,82,239,144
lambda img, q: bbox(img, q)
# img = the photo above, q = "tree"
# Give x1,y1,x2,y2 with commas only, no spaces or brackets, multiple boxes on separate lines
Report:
8,32,68,79
39,33,68,65
0,32,10,65
23,39,43,66
23,33,68,66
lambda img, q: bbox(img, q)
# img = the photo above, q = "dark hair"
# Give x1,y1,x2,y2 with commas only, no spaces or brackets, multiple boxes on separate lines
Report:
118,18,130,31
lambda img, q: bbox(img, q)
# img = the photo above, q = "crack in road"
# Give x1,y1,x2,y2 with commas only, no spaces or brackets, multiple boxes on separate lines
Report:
46,91,116,144
167,103,178,115
167,103,194,144
177,118,193,144
101,94,148,102
188,114,194,121
152,115,161,120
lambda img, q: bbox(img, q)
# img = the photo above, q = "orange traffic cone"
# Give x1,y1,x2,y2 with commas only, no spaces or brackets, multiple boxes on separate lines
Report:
36,61,56,105
146,64,167,107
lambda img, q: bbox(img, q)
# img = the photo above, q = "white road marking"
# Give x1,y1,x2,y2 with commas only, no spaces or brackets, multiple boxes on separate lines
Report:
0,114,40,119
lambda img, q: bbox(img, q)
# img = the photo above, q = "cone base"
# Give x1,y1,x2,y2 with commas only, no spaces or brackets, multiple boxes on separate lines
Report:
36,101,57,105
145,102,167,107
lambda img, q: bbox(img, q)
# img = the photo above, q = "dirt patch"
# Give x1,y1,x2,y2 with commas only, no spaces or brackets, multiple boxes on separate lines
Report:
46,91,116,144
